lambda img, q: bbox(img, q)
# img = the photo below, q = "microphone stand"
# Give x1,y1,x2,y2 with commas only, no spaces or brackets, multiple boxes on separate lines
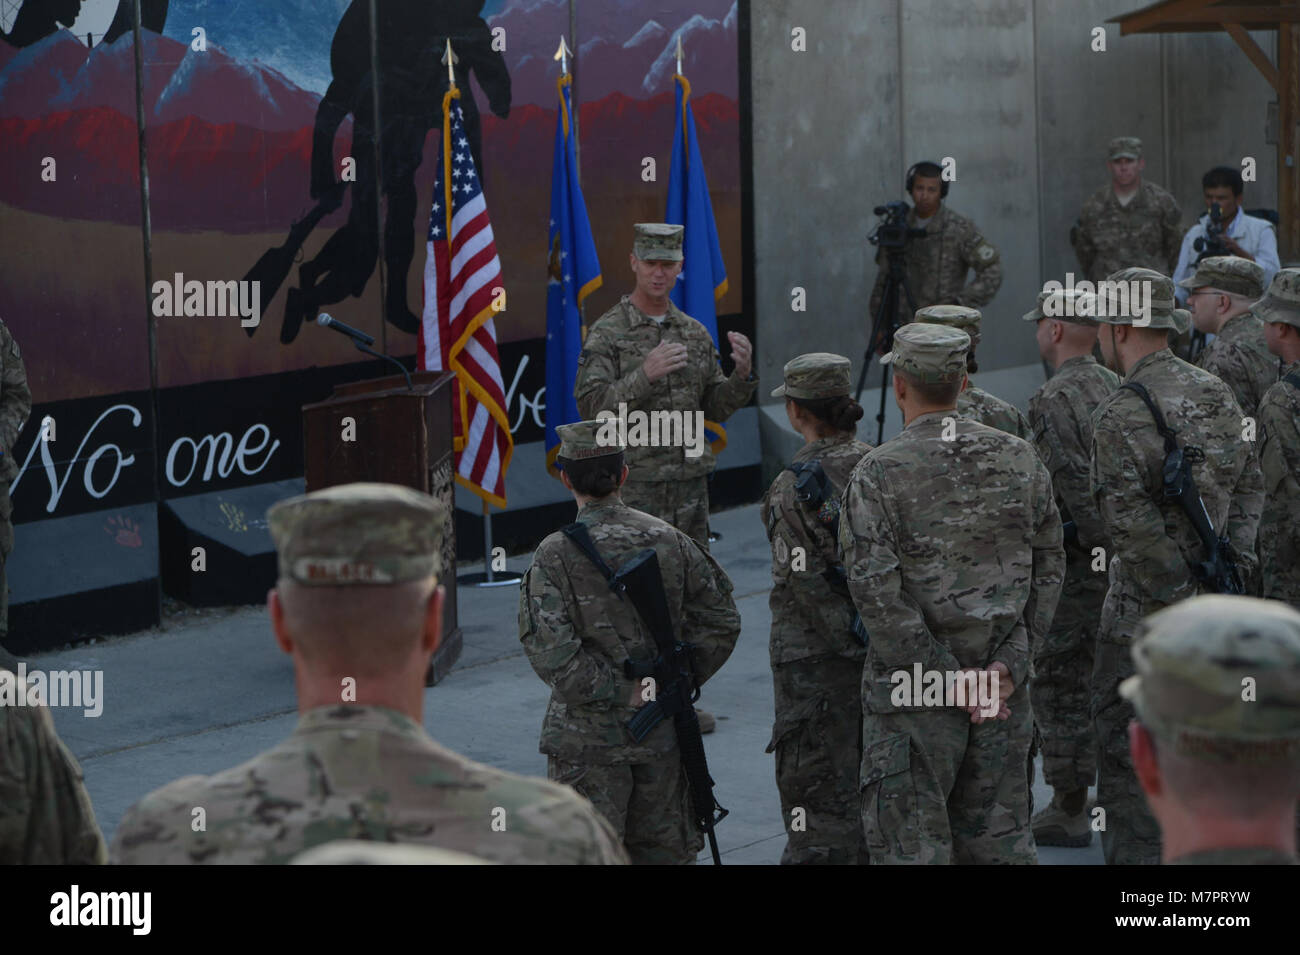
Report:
352,339,414,392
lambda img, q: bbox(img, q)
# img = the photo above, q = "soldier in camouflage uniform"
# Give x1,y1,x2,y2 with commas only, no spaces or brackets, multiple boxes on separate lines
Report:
1022,289,1118,847
293,841,490,865
761,354,871,864
914,304,1032,439
112,483,627,865
841,324,1065,865
1071,137,1182,283
0,318,31,652
1090,268,1264,865
574,223,756,550
519,422,741,864
1123,596,1300,865
0,647,108,864
1257,269,1300,610
869,161,1001,327
1178,256,1278,419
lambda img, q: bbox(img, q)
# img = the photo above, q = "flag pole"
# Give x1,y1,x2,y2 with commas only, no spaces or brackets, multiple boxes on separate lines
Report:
457,498,520,586
673,36,720,545
457,35,518,588
460,498,521,587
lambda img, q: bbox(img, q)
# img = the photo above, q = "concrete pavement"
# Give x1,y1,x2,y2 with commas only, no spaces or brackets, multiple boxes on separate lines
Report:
33,500,1102,865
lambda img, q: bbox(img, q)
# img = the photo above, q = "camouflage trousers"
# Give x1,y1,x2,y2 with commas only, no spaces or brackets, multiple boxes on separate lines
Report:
860,685,1037,865
0,482,11,641
619,475,709,551
766,655,866,865
548,751,701,865
1091,580,1162,866
1031,568,1104,792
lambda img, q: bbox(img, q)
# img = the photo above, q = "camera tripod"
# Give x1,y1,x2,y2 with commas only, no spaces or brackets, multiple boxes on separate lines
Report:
855,246,918,446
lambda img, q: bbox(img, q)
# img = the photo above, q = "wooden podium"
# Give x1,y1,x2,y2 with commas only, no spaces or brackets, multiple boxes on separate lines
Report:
302,370,461,686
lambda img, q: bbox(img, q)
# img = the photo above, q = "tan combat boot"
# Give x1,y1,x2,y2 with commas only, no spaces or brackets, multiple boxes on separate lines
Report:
697,709,716,734
1032,790,1093,848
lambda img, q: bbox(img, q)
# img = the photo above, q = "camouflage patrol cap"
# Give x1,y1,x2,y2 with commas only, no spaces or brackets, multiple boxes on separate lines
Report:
1108,136,1142,160
771,352,852,400
632,223,684,262
881,323,970,384
268,482,445,586
293,841,492,865
1120,596,1300,764
914,304,982,345
557,418,624,460
1093,267,1188,331
1253,268,1300,329
1176,255,1266,299
1022,288,1100,324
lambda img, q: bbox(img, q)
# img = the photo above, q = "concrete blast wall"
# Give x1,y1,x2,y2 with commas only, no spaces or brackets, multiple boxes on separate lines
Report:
750,0,1278,467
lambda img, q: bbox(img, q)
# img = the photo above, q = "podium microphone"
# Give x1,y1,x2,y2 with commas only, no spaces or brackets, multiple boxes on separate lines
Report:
317,313,375,346
316,313,413,392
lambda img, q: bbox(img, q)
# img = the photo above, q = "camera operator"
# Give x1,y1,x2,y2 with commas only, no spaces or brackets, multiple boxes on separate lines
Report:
868,160,1002,329
1173,166,1279,304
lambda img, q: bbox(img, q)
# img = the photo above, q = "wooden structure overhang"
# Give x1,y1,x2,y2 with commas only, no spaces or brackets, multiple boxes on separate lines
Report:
1108,0,1299,259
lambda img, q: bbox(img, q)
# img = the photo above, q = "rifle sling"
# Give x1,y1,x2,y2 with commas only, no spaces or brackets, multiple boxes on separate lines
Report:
787,457,843,558
560,522,621,592
1120,381,1179,456
1120,380,1229,575
561,523,675,666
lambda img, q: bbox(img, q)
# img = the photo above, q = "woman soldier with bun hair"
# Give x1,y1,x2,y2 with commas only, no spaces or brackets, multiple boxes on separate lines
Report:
761,353,872,865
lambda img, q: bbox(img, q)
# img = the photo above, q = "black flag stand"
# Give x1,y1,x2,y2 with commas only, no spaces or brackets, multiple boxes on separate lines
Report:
458,501,523,587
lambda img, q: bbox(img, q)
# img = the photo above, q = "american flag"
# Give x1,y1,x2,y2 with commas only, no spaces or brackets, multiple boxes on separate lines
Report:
419,89,512,508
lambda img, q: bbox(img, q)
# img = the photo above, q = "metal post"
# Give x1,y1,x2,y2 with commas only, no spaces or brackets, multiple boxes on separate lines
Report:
367,0,388,355
482,501,494,583
457,501,521,587
131,0,162,626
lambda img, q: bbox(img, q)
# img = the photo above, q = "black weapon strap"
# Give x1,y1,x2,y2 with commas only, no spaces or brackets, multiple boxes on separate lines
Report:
786,457,847,580
561,522,622,595
785,459,828,493
1120,381,1179,456
1284,367,1300,391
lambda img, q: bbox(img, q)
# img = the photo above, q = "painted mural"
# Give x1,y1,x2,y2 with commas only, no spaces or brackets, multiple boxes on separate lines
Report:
0,0,742,641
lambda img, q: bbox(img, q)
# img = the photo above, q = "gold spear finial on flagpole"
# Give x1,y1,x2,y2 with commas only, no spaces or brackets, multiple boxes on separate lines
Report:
442,39,458,85
553,35,572,76
675,34,684,75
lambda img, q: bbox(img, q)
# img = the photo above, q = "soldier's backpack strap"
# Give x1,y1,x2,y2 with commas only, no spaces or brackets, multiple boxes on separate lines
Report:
1120,381,1180,456
560,522,624,596
1283,367,1300,391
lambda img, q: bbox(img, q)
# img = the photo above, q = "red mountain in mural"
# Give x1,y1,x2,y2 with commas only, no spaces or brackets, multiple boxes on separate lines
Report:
0,91,738,233
0,30,320,131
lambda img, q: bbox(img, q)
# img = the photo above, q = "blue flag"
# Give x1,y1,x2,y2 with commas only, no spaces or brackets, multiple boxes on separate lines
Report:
545,74,602,476
666,73,728,346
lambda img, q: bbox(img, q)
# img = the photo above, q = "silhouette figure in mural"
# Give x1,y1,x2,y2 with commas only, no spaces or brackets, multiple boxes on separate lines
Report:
0,0,83,46
0,0,168,48
247,0,510,345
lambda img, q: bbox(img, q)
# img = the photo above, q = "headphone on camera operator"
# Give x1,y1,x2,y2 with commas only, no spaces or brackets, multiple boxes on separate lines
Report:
905,160,950,201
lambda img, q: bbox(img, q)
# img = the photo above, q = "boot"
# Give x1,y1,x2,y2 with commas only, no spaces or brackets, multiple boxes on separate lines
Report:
697,709,716,734
1032,789,1093,848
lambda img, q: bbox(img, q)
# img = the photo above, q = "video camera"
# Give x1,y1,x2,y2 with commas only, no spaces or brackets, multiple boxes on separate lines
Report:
869,201,926,251
1193,202,1229,262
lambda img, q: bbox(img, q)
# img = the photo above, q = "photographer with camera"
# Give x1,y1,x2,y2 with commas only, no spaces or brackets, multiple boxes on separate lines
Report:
868,161,1002,329
1173,166,1279,304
